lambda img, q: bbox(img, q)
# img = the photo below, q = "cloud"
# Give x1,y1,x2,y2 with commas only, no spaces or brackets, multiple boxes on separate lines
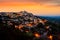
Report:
30,0,60,6
0,0,60,6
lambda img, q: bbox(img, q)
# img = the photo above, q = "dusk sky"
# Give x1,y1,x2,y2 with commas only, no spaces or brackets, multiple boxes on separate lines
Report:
0,0,60,16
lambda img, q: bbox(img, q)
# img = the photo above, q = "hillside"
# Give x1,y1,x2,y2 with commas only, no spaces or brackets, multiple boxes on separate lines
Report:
0,11,60,40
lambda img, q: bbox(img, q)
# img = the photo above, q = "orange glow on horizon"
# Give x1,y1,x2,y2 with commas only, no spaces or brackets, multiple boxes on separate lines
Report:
0,2,60,16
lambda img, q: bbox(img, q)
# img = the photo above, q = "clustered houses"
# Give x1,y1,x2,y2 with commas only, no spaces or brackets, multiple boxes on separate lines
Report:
0,11,52,40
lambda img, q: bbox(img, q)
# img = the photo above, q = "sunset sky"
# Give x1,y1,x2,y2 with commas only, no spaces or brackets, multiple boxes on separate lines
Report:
0,0,60,16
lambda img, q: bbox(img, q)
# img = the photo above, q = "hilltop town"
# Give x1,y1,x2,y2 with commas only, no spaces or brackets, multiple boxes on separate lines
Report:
0,11,60,40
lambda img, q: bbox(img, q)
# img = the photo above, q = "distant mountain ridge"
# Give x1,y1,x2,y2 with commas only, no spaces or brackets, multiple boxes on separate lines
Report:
36,16,60,23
